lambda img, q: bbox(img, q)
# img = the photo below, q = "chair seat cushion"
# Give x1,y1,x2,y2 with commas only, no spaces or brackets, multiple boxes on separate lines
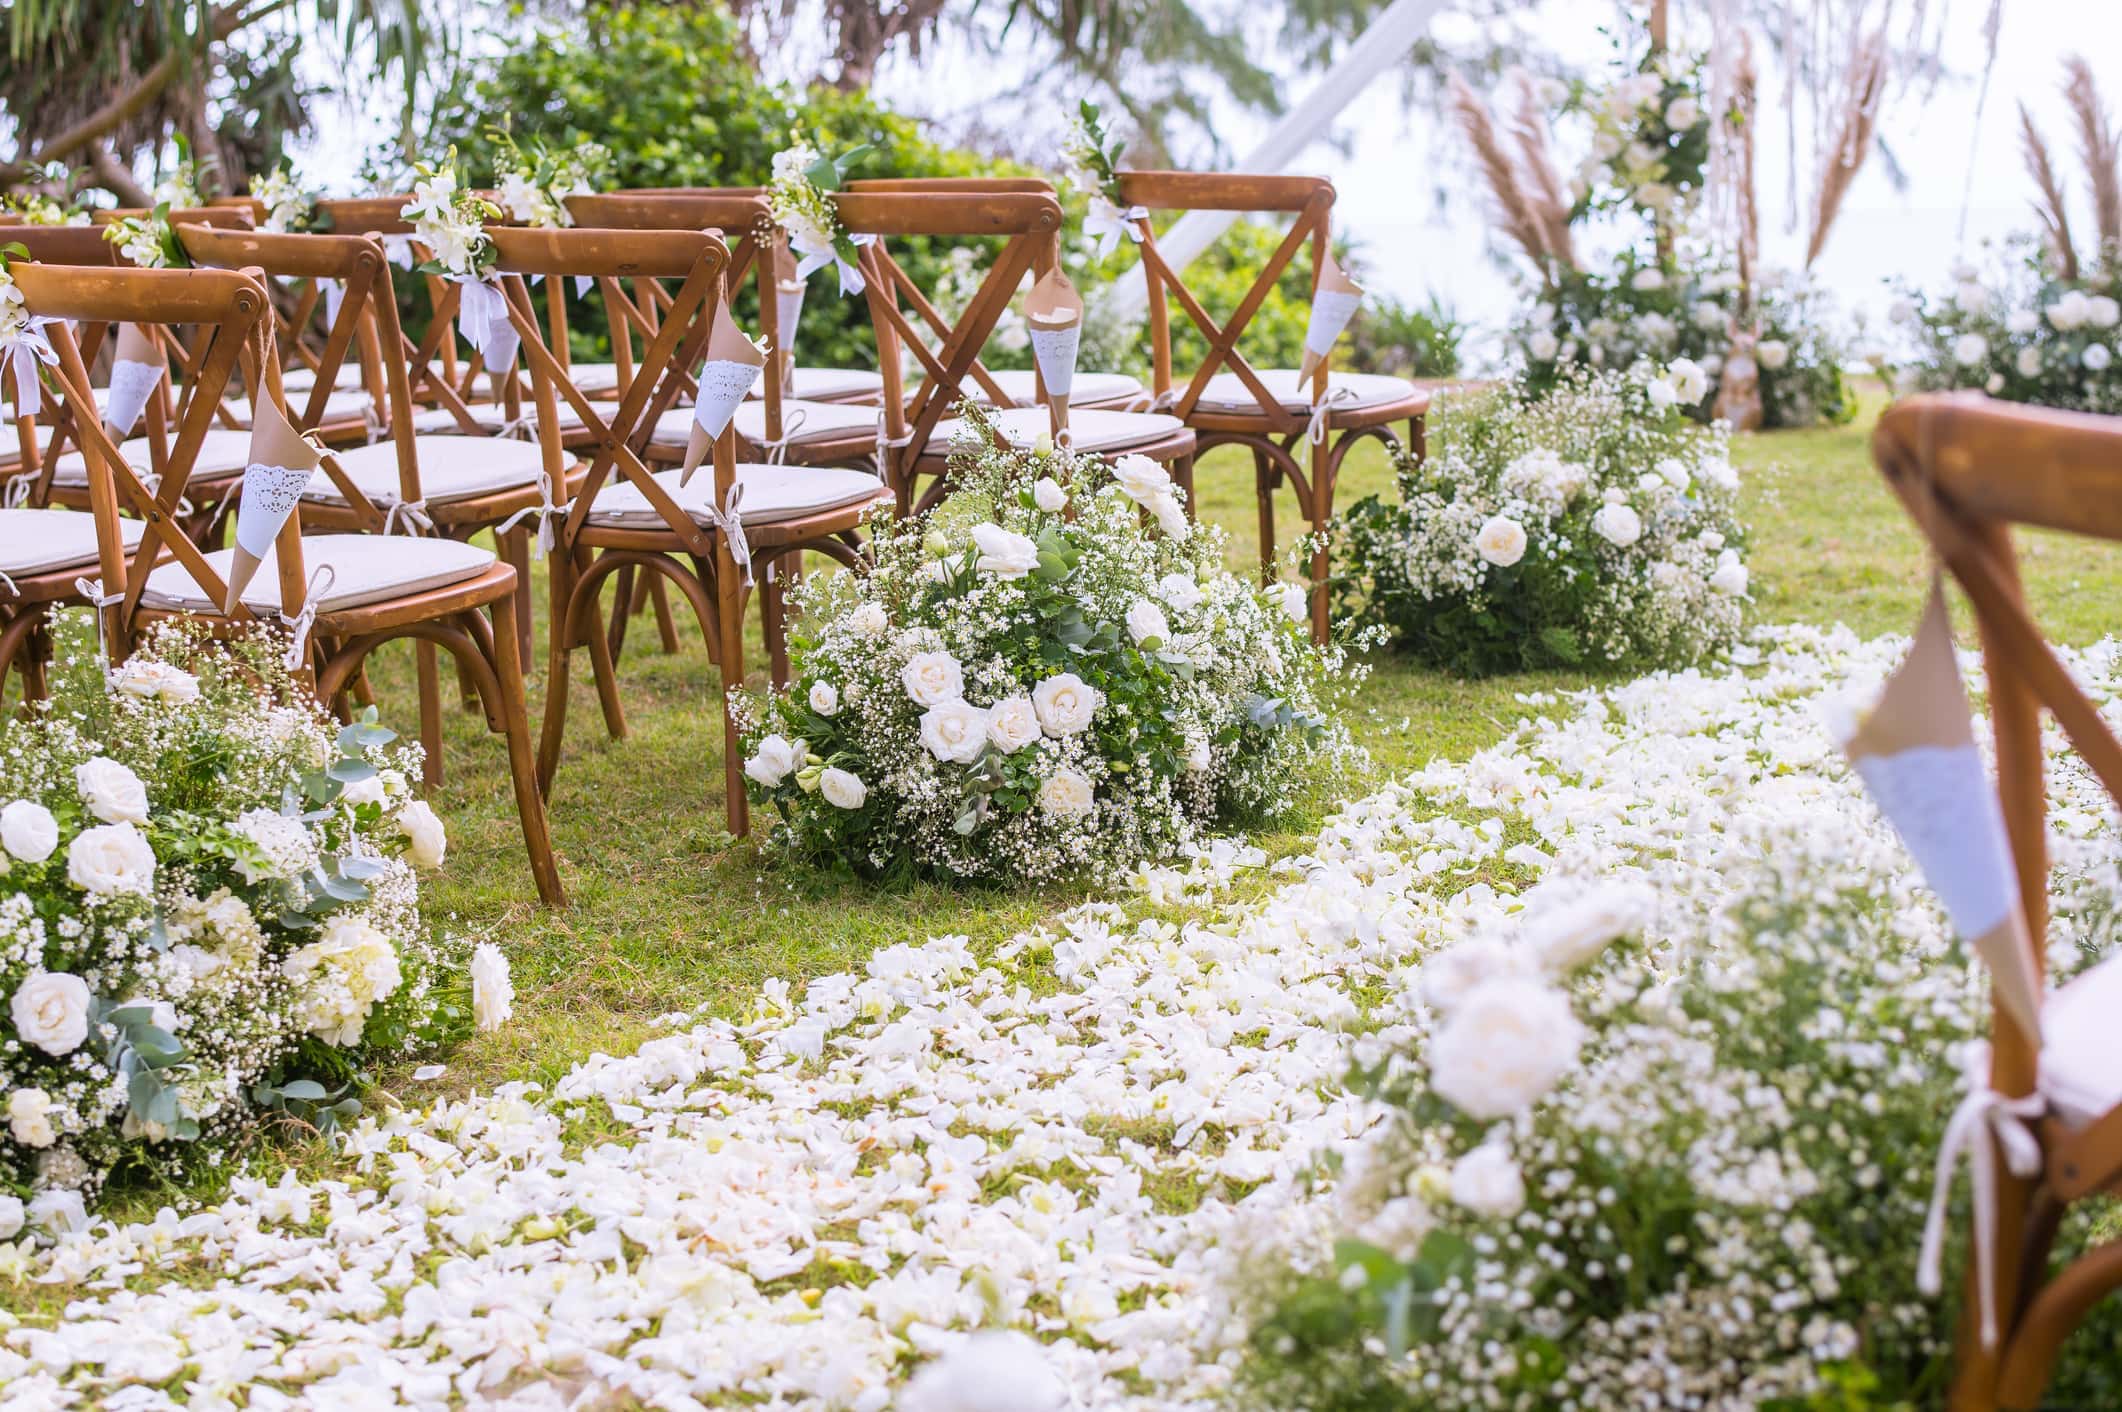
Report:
958,370,1146,408
141,534,495,615
2042,953,2122,1127
225,391,375,428
304,436,551,508
584,466,889,530
750,367,884,402
281,364,368,395
464,400,591,436
1190,368,1416,415
563,362,621,396
0,508,145,576
931,406,1184,454
719,400,882,450
48,427,254,488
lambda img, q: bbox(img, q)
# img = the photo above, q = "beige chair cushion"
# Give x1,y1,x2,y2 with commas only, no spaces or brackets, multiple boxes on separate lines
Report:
957,370,1146,408
716,399,882,450
0,508,145,577
142,534,495,615
747,367,884,402
47,427,254,488
584,466,888,530
224,391,375,428
304,436,550,507
2042,953,2122,1127
281,364,368,395
1190,368,1415,415
465,400,591,436
930,406,1184,454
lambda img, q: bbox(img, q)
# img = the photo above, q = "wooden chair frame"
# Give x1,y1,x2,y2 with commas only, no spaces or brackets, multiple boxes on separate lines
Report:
1873,391,2122,1410
1116,170,1429,639
16,260,563,905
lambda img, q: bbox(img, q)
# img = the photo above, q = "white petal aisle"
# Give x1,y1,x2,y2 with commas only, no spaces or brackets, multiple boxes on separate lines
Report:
5,626,2115,1409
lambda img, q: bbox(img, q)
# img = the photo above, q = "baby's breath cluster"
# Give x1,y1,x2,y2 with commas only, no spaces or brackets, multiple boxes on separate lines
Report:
1341,363,1747,675
744,412,1362,883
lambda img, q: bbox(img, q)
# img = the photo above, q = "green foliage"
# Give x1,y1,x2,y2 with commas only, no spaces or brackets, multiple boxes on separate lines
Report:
1342,291,1463,380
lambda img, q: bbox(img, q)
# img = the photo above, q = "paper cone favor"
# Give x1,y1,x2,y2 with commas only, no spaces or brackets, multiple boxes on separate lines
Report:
773,242,806,383
103,323,166,440
1835,582,2045,1037
1298,249,1364,383
1025,267,1084,425
679,295,768,487
224,396,322,614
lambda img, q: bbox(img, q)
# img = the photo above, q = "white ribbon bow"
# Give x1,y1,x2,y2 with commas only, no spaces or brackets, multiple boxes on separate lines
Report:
1306,383,1359,445
3,474,34,510
1082,196,1149,260
704,481,752,587
2,317,61,417
753,406,809,466
872,412,916,478
454,276,519,370
790,230,874,297
0,569,17,599
72,576,127,680
279,564,338,673
381,498,433,536
1917,1041,2047,1348
496,476,562,559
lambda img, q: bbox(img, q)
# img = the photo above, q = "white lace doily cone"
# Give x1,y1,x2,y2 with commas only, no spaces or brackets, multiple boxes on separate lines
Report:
1839,584,2045,1035
1298,251,1364,382
774,279,806,381
104,360,163,440
226,399,321,612
682,360,761,486
1029,322,1080,410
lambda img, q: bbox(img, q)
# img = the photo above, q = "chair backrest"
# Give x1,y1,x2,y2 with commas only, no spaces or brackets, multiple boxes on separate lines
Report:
483,226,733,555
834,189,1066,482
11,261,296,649
90,206,254,231
1872,392,2122,1095
1114,171,1336,432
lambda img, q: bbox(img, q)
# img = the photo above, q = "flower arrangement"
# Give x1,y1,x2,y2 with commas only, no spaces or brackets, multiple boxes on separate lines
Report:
102,203,188,270
491,129,612,229
250,163,323,234
0,623,501,1212
1564,53,1711,225
1338,364,1747,675
149,137,208,210
1,162,92,226
1060,99,1142,258
399,151,501,279
742,413,1360,883
1889,237,2122,414
767,134,873,294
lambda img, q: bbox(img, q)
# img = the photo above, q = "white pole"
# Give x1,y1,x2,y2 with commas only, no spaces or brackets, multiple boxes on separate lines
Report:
1103,0,1452,323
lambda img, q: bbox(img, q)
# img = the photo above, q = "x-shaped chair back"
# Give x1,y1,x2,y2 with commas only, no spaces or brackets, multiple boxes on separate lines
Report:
1873,391,2122,1409
835,189,1065,497
1115,171,1335,437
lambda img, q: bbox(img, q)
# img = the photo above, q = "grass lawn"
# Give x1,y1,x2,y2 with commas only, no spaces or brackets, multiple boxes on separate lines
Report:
331,381,2122,1101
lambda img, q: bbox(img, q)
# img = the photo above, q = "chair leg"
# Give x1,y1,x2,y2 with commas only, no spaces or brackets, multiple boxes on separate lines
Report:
1308,437,1335,645
535,547,577,797
490,593,565,907
498,526,535,667
585,563,628,742
1172,452,1197,520
762,561,791,689
21,615,50,701
350,663,377,708
415,641,445,788
606,563,637,662
1254,446,1279,587
715,551,751,838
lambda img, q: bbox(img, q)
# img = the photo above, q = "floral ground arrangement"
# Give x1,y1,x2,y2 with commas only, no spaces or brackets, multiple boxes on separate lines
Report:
0,626,502,1225
8,625,2116,1407
743,422,1359,883
1339,363,1749,675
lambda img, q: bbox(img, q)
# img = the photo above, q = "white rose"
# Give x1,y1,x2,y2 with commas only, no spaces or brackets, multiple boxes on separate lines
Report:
2084,343,2113,372
111,659,201,705
901,651,965,707
66,822,156,897
7,1088,56,1148
1692,300,1725,330
808,680,840,716
1699,458,1739,491
28,1189,87,1235
470,942,512,1032
986,696,1043,754
1125,599,1170,647
1754,338,1790,370
10,972,91,1056
1526,329,1559,361
2091,295,2121,328
0,800,59,863
1645,377,1677,409
1032,477,1068,512
819,768,867,809
1428,977,1584,1119
74,757,149,825
1699,530,1727,551
1269,582,1309,624
2007,309,2040,335
1449,1142,1527,1218
2047,290,2091,330
899,1331,1067,1412
1031,673,1100,737
1143,489,1190,541
0,1194,22,1239
744,734,806,788
1710,559,1750,596
1473,515,1527,568
848,603,889,637
1111,453,1172,507
397,800,447,869
1521,882,1652,972
970,522,1040,579
1955,281,1990,314
1591,503,1644,548
1668,357,1709,403
1952,332,1990,368
1629,268,1665,292
1654,457,1691,493
1419,938,1528,1014
1037,767,1096,818
2017,346,2044,377
1664,95,1701,129
1157,572,1204,612
920,699,992,764
339,774,385,808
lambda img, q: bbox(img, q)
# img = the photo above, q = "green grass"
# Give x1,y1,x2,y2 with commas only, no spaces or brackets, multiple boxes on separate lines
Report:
347,380,2122,1099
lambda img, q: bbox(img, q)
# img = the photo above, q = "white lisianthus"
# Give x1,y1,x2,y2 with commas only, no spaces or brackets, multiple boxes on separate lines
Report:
1952,332,1990,368
819,768,868,809
2007,308,2040,335
0,799,59,863
1037,767,1096,818
397,801,447,869
1126,599,1170,647
1521,882,1652,972
901,651,965,707
1428,977,1584,1119
1032,476,1068,512
1654,456,1692,493
6,1088,57,1148
470,942,513,1032
1667,358,1709,404
2084,343,2113,372
111,658,201,704
75,757,150,825
339,774,386,808
848,603,889,637
1269,582,1309,624
67,822,156,897
0,1194,21,1239
1143,490,1190,541
1473,515,1527,568
808,680,841,716
2046,290,2091,330
1111,453,1171,505
1157,572,1204,611
985,697,1043,754
1629,268,1665,292
1031,673,1100,736
1526,329,1559,361
11,971,92,1056
1754,338,1790,370
1591,503,1644,548
2017,346,2043,378
970,522,1040,579
920,700,992,764
1449,1141,1528,1217
745,734,806,787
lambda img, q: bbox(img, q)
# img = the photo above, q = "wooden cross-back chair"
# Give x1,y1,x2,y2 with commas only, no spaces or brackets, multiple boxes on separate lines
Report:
489,226,890,835
840,189,1193,515
1116,171,1429,640
1872,392,2122,1410
16,259,563,905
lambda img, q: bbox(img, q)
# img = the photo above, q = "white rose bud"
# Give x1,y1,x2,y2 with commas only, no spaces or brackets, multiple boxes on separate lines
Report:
1125,599,1170,647
397,800,447,869
808,680,840,716
1032,477,1068,512
6,1088,57,1148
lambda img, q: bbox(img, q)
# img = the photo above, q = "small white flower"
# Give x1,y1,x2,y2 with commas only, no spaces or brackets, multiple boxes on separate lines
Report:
1526,329,1559,361
1157,572,1204,611
339,774,386,808
970,522,1040,579
1031,673,1100,736
0,799,59,863
1032,476,1068,512
819,768,867,809
1037,767,1096,818
745,734,807,788
920,699,992,764
2083,343,2113,372
1668,357,1709,403
1126,599,1170,647
1952,332,1990,368
1111,453,1172,506
1449,1140,1527,1217
75,757,150,825
10,972,92,1056
901,651,966,707
1629,268,1665,292
470,943,513,1032
67,822,156,897
1474,515,1527,568
1591,503,1644,548
1663,95,1701,129
1754,338,1790,370
808,680,840,716
6,1087,57,1148
2017,346,2044,377
1710,558,1750,596
1645,377,1677,409
397,801,447,869
1269,582,1309,624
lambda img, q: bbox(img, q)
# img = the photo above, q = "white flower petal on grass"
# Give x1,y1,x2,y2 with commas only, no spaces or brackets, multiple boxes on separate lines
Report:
470,943,513,1032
